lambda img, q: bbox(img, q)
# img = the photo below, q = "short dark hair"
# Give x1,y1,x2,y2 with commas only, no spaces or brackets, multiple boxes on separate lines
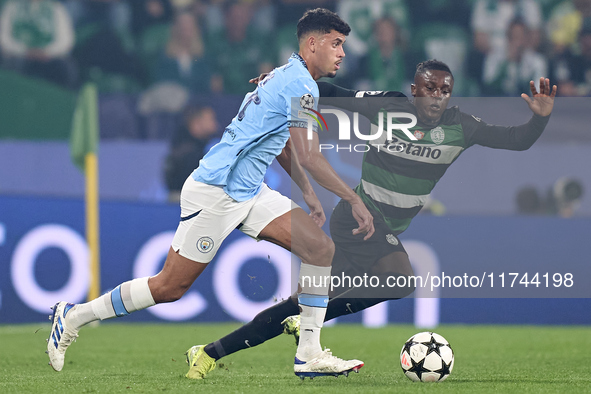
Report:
296,8,351,41
415,59,454,81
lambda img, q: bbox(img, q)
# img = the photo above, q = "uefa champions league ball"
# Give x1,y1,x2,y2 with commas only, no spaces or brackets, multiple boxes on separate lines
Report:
400,332,454,382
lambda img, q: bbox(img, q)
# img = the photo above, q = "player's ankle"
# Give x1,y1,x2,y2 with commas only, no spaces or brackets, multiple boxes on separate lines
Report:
65,304,95,330
296,346,322,362
203,344,219,360
63,305,81,329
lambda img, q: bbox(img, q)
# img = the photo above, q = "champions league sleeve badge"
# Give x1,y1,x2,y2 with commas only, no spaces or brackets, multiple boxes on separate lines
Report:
300,93,314,110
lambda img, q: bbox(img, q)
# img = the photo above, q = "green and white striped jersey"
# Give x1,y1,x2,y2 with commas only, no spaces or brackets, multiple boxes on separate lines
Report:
359,101,469,233
318,83,550,235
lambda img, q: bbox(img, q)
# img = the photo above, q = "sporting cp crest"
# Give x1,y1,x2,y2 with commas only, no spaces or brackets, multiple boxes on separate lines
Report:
300,93,314,110
197,237,214,253
386,234,399,246
413,130,425,140
430,126,445,145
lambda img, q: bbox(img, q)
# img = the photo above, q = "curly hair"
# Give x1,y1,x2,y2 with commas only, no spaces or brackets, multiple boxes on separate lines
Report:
296,8,351,41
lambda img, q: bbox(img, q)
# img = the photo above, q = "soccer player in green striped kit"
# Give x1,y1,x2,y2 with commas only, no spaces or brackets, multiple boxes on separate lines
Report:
189,59,557,377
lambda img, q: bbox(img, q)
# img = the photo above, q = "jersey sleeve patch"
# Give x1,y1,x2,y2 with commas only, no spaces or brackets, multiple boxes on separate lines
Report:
283,78,319,132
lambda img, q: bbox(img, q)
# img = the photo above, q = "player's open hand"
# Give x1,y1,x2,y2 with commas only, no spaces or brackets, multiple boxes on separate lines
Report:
521,78,557,117
351,200,375,240
303,190,326,228
249,73,269,85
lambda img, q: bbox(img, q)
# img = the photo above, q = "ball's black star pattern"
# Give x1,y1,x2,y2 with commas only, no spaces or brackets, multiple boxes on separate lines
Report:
418,334,446,357
407,355,429,380
402,340,415,356
434,359,453,381
401,333,454,382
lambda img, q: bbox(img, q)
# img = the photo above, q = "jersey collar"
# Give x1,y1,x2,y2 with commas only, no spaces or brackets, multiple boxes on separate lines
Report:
290,52,308,69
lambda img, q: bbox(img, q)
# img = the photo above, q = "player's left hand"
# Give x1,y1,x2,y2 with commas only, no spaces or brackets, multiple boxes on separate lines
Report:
303,190,326,228
521,77,557,117
350,199,375,240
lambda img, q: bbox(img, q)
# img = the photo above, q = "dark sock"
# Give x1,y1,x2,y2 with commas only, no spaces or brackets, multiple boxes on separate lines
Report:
204,298,299,360
325,298,387,321
203,287,402,360
323,272,414,321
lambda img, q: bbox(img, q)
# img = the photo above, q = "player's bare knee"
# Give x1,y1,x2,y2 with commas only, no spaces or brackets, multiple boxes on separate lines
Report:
149,279,191,303
321,236,335,260
159,284,189,303
303,233,334,266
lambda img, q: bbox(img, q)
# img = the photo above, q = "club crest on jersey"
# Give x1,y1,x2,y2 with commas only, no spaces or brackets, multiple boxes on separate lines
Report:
197,237,214,253
386,234,399,246
300,93,314,110
430,126,445,145
413,130,425,140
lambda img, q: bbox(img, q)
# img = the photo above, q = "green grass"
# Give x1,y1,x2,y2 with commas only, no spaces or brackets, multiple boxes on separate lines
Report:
1,323,590,393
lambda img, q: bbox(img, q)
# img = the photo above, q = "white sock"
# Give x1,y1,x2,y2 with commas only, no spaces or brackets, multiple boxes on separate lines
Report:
297,303,326,360
67,277,155,330
295,263,331,361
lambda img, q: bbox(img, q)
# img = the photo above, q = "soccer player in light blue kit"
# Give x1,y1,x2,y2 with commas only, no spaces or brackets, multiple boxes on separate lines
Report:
47,8,374,380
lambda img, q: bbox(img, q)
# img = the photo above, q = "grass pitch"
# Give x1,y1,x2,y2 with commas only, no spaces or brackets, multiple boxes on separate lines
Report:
1,323,590,393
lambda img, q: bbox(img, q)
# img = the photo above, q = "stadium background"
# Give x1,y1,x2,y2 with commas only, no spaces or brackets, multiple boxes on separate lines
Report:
1,0,590,327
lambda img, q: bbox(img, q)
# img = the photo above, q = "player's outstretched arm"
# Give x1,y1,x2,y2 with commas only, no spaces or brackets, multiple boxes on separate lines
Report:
277,138,325,228
316,81,407,120
465,78,558,151
250,76,405,121
289,126,375,240
521,77,557,117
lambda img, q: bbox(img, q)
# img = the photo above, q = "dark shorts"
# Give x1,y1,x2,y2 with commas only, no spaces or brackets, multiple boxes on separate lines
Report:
328,199,413,299
330,199,406,271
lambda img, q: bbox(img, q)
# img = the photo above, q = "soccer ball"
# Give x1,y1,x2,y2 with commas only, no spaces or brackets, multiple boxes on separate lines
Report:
300,93,314,110
400,331,454,382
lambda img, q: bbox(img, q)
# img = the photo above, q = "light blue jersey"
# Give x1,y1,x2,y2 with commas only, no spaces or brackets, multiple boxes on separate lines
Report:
192,53,319,201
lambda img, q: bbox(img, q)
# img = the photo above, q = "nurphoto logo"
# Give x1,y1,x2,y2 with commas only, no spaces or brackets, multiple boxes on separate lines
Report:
301,104,419,143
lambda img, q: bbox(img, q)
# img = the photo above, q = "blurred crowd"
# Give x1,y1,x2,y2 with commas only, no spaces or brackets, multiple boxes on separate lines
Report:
1,0,587,204
1,0,590,98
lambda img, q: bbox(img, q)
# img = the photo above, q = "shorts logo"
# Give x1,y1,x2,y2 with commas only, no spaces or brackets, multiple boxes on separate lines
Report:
430,126,445,145
197,237,214,253
386,234,399,246
413,130,425,140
